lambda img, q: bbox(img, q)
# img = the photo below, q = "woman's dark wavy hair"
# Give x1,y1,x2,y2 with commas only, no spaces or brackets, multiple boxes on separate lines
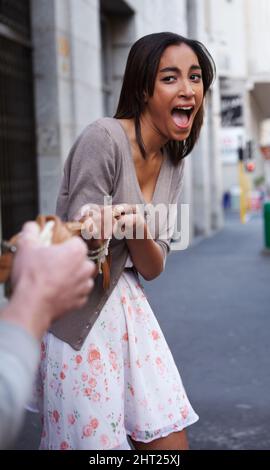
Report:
114,32,215,165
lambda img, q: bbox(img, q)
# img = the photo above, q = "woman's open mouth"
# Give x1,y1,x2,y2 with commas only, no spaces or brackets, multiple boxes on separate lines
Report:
171,106,194,130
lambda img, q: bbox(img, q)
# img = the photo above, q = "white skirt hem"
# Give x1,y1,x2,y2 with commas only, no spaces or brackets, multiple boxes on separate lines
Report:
126,414,199,443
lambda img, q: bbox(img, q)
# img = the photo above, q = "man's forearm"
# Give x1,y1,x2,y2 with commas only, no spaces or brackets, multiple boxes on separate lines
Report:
0,277,51,340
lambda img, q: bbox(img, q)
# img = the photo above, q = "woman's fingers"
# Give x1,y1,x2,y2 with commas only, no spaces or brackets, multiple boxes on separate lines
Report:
112,204,137,217
74,203,141,241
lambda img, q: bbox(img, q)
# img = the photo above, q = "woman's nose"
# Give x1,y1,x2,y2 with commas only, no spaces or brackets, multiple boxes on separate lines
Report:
178,80,195,98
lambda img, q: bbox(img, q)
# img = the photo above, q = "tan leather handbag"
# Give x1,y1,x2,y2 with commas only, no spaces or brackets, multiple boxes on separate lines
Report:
0,215,111,289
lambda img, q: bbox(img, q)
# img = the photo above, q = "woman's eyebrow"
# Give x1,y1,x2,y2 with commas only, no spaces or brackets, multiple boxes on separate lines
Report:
159,66,180,73
159,65,202,73
190,65,202,71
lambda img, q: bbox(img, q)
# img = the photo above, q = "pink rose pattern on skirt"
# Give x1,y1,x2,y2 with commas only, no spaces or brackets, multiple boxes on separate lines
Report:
31,270,198,449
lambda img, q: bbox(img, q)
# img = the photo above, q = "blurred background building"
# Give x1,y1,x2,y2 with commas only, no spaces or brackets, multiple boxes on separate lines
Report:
0,0,270,272
203,0,270,212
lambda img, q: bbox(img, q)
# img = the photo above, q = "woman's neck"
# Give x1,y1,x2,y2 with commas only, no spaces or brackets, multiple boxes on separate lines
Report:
139,113,167,159
119,117,166,161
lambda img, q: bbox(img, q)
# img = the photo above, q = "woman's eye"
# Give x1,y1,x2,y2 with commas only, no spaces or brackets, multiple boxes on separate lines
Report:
162,76,177,83
190,74,202,82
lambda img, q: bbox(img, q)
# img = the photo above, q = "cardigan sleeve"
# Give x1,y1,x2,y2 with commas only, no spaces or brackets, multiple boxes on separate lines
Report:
155,160,185,264
56,122,118,221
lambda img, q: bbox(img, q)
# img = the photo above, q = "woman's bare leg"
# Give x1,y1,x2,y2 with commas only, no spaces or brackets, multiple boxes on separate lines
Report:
130,429,189,450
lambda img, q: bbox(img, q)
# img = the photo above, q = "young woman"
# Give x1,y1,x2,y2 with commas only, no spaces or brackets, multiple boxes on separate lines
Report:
33,32,215,450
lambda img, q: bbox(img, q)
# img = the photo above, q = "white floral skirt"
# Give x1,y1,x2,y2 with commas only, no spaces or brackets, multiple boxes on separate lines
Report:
31,269,198,450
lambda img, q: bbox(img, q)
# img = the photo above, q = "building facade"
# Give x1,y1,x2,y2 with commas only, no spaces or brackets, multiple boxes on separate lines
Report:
0,0,224,305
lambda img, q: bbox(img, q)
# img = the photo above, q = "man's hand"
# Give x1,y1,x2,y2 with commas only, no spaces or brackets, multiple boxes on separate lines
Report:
1,222,95,339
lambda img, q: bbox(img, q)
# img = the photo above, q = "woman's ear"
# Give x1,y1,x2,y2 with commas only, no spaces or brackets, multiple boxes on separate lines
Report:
143,91,148,103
